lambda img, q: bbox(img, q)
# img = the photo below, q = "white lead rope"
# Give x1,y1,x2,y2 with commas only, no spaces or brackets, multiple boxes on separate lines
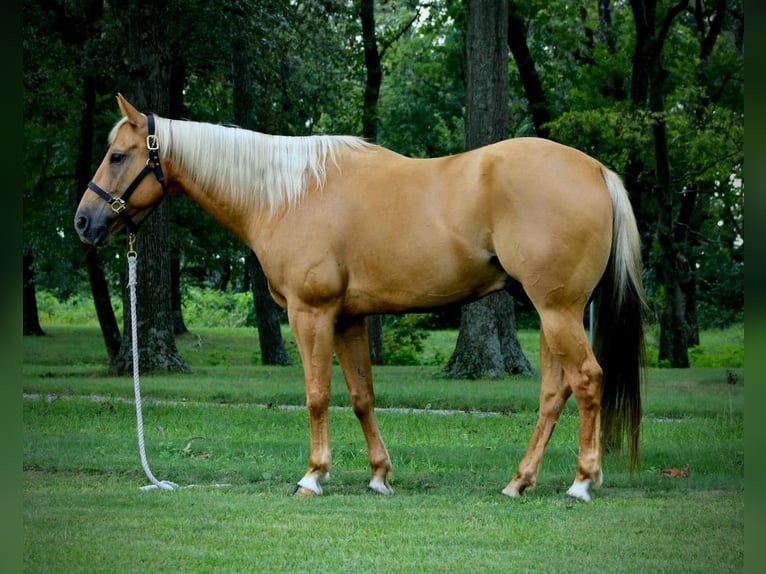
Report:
127,242,179,491
127,236,230,492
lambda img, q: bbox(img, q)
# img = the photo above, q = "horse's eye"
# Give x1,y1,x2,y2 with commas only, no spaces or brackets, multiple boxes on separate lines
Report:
110,152,126,165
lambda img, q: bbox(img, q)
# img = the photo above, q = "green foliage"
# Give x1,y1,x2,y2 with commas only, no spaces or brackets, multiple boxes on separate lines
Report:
377,0,465,157
382,314,432,365
644,323,743,369
23,0,745,355
181,287,254,329
687,324,745,368
35,290,123,327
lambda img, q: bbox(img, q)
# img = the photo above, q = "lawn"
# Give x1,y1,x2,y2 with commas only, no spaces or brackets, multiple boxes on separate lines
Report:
22,325,744,573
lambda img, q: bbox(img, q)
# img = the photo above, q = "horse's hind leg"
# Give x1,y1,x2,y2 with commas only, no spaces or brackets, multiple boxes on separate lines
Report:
503,328,571,497
334,316,393,494
510,307,604,502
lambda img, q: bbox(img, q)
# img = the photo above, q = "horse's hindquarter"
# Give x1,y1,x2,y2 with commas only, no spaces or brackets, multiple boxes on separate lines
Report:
485,138,615,306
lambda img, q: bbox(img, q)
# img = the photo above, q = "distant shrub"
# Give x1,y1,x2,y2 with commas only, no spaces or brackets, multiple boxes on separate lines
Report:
688,324,744,368
382,315,431,365
182,287,253,328
644,323,744,368
36,290,122,326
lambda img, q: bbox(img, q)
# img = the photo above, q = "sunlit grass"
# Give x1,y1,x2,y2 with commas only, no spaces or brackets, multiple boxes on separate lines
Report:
23,324,744,573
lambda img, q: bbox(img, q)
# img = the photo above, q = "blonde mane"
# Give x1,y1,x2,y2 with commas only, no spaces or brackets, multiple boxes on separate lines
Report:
111,116,370,211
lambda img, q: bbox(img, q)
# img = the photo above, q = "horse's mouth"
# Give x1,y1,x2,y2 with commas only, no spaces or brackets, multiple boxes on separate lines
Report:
74,212,119,247
77,225,111,247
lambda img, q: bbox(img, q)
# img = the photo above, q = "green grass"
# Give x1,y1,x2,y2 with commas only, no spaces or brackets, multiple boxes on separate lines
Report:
23,326,744,573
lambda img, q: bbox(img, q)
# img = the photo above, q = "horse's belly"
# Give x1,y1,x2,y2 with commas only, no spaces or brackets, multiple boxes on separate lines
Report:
343,258,507,315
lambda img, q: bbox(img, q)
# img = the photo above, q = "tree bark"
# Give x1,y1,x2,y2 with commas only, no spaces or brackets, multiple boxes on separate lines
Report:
629,0,690,367
246,252,292,365
73,1,122,361
78,92,122,359
170,255,188,335
22,254,45,336
447,0,533,379
507,1,550,138
111,0,189,373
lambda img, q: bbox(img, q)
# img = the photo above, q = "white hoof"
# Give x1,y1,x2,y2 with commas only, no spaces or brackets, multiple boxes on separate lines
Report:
501,484,523,498
368,477,394,495
501,477,530,498
565,479,592,502
295,474,323,496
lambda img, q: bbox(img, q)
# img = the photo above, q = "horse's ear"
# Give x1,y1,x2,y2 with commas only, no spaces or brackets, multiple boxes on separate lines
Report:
116,93,145,127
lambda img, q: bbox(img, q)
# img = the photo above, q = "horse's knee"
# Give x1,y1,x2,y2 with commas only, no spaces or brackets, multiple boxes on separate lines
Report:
305,385,330,414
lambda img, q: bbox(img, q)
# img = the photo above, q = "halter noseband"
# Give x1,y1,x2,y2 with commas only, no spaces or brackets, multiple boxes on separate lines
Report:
87,114,167,234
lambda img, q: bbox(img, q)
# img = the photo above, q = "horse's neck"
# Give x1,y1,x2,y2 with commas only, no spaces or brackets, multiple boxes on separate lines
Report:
168,159,270,251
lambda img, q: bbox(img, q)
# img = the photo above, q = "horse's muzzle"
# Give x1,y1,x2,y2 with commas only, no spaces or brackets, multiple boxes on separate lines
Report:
74,212,111,246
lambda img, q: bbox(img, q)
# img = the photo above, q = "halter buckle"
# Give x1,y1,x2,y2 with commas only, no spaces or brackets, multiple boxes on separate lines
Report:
111,197,127,214
146,134,159,151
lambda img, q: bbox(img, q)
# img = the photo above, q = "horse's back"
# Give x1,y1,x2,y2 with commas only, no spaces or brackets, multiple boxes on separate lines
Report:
264,137,615,315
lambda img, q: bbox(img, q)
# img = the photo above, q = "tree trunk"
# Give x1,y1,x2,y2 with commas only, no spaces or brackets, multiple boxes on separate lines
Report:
169,41,188,336
246,252,292,366
83,246,122,362
111,0,189,373
359,0,385,364
170,255,188,335
22,253,45,336
629,0,690,367
232,0,291,366
447,0,533,379
652,83,689,368
507,1,550,138
77,93,122,360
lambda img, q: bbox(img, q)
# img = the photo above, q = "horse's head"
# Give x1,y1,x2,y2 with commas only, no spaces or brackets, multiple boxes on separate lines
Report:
74,93,167,246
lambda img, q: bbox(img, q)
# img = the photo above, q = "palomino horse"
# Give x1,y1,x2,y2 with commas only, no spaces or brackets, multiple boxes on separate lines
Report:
75,94,645,502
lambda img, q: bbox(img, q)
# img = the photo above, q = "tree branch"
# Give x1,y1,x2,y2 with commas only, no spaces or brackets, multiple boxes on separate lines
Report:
379,8,421,60
658,0,690,50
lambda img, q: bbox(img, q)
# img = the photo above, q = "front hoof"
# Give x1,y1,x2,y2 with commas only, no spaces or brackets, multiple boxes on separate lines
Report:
293,475,323,496
565,479,592,502
501,479,528,498
368,478,394,495
293,485,320,497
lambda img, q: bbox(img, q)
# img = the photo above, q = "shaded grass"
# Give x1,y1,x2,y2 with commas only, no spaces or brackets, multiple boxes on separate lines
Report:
23,326,744,417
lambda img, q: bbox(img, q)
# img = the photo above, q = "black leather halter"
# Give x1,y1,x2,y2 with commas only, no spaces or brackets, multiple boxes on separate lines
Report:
87,114,167,233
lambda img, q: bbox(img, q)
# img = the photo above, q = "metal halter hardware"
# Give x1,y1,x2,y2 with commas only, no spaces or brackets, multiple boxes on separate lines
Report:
87,114,167,233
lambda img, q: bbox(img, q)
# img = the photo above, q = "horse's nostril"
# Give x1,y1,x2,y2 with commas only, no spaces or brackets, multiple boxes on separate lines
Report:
75,215,89,232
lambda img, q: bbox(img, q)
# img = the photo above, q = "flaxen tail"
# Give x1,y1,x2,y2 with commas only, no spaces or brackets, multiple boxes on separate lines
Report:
595,167,647,475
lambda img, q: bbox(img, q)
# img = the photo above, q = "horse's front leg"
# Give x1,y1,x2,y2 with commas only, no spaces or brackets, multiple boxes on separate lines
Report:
334,315,393,494
289,305,337,496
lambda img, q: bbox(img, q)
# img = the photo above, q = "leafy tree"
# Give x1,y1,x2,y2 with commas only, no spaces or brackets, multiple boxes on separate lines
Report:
537,0,743,364
377,0,465,158
22,0,743,372
23,0,123,356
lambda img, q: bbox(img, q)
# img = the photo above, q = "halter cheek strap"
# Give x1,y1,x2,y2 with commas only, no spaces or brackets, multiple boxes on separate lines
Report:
87,114,167,233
